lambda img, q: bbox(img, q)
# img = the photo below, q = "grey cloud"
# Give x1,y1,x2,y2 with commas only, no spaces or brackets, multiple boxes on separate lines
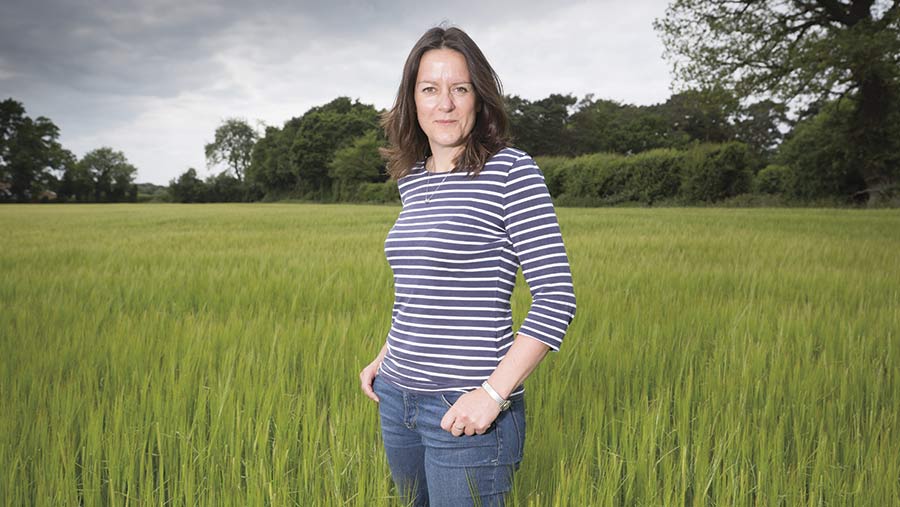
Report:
1,0,588,102
2,0,236,97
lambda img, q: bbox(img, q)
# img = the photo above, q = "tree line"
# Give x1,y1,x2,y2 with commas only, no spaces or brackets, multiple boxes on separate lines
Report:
0,98,140,202
172,87,894,206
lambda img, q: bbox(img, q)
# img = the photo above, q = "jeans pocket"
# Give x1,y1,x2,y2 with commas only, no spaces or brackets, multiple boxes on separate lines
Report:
430,390,524,468
428,421,501,467
440,391,463,409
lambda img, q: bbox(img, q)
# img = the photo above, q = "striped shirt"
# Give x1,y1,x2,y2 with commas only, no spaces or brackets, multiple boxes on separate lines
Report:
378,147,576,395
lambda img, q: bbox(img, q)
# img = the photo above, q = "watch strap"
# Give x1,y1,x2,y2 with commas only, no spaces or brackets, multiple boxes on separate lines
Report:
481,381,511,411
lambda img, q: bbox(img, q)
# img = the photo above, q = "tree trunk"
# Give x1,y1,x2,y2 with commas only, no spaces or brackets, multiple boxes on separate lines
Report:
850,69,897,204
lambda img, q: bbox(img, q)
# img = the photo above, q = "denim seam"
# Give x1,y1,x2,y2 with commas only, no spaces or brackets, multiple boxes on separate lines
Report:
510,406,522,462
489,464,497,498
492,414,502,465
403,391,415,430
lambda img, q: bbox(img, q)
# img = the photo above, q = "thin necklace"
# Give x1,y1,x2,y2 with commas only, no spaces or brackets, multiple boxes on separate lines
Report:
424,157,451,205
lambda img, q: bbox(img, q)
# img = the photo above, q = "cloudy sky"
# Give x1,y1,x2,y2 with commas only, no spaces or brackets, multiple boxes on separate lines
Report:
1,0,674,185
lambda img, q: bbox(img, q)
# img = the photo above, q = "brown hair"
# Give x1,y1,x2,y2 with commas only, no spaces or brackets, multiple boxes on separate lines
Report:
381,25,510,180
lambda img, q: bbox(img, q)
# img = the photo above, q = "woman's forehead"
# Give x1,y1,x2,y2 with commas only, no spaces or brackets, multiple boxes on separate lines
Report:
417,49,470,81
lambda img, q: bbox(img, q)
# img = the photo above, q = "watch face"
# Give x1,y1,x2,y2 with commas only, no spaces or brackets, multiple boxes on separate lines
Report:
500,400,511,411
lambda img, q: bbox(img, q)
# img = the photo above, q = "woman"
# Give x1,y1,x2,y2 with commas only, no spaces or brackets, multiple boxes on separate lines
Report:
359,25,576,506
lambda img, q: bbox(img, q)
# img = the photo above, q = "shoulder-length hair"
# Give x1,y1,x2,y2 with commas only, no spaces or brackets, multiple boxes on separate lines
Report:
381,26,510,180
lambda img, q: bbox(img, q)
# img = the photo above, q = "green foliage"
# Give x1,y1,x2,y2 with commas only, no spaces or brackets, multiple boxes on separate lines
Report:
168,168,205,203
680,142,753,203
291,97,380,197
78,147,139,202
241,92,799,204
204,171,250,202
754,164,792,194
357,180,400,203
627,148,685,204
659,87,738,143
733,100,789,169
568,97,673,155
248,124,299,192
655,0,900,103
1,98,149,203
135,182,170,203
532,156,570,197
506,94,577,156
328,130,386,202
655,0,900,200
168,168,260,203
0,98,72,200
204,118,258,182
558,152,623,203
777,100,865,200
563,89,738,157
249,98,380,199
58,151,92,202
543,143,753,205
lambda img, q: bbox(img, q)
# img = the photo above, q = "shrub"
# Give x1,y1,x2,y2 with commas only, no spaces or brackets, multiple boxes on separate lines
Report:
625,148,684,204
536,142,756,206
358,180,399,203
329,130,386,202
754,164,791,194
533,156,570,197
680,142,753,202
777,100,864,200
560,152,621,202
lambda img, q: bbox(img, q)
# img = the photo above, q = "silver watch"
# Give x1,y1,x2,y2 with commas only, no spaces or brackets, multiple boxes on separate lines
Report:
481,381,511,411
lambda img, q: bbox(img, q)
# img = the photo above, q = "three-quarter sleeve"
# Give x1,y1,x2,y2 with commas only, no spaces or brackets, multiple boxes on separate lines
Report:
502,154,577,351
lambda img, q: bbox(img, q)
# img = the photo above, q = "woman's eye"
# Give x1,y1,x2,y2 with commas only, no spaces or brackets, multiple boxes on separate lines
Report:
453,86,470,94
421,86,436,93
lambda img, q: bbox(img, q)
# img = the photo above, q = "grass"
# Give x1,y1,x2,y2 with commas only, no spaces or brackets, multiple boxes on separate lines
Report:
1,203,898,506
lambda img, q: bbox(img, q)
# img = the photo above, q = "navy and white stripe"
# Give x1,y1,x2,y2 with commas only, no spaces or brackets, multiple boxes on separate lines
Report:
378,147,576,394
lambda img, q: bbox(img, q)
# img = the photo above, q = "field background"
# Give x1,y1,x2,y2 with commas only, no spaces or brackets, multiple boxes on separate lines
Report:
2,204,899,506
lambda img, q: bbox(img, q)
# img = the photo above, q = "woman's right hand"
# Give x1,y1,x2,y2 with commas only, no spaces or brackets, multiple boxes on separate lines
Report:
361,341,389,402
359,358,382,403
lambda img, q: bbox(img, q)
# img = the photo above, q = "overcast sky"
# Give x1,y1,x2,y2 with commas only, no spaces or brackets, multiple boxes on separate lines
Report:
1,0,674,185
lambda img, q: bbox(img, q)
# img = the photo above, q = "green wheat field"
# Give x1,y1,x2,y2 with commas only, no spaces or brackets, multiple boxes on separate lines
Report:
2,204,899,506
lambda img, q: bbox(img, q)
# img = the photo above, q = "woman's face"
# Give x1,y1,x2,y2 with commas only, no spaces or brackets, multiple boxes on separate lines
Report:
414,48,480,156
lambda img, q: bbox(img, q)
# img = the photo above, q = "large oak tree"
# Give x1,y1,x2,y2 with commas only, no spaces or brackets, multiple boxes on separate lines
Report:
655,0,900,201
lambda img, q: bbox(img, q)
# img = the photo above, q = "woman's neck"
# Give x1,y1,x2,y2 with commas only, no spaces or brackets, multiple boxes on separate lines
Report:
427,146,463,173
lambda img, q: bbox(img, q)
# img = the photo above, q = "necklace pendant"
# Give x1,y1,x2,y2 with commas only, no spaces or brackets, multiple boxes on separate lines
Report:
423,169,450,205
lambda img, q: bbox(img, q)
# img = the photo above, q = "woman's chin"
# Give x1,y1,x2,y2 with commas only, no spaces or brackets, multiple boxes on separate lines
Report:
429,135,470,150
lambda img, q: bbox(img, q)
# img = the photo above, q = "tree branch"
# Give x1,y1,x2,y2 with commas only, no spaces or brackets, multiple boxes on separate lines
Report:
817,0,852,24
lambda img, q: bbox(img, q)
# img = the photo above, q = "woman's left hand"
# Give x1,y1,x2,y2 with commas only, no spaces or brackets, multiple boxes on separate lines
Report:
440,388,502,436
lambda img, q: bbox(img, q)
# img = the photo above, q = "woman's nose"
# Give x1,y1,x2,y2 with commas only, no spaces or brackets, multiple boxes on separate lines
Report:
438,90,455,111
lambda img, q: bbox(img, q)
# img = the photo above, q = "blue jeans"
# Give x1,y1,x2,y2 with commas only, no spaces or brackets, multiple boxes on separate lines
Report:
373,375,526,506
